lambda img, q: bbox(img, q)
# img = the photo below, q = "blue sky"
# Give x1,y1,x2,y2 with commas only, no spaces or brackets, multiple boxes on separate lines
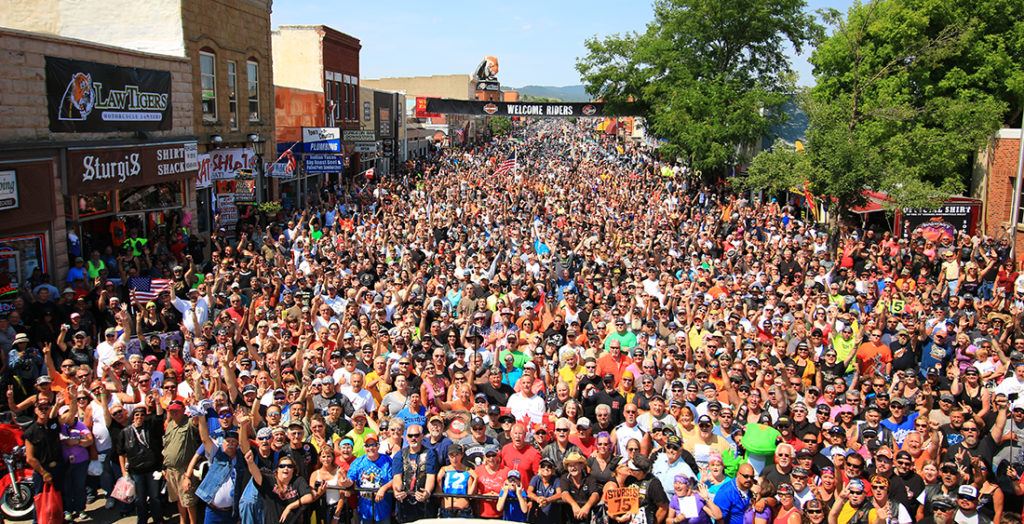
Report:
272,0,856,88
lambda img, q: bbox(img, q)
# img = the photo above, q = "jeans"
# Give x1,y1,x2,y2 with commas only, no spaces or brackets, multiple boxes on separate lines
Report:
205,506,235,524
63,461,89,513
980,281,994,301
31,462,66,524
131,472,163,524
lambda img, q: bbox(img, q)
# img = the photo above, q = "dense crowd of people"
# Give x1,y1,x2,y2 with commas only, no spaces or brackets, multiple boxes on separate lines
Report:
4,118,1024,524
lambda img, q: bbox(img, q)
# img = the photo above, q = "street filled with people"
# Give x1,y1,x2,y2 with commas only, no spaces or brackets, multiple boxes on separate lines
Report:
5,118,1024,524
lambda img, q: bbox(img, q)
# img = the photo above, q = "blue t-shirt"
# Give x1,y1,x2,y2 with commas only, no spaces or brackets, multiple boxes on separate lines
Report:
395,406,427,431
714,479,752,524
499,489,529,522
881,412,918,448
347,454,393,520
529,475,562,522
424,436,453,467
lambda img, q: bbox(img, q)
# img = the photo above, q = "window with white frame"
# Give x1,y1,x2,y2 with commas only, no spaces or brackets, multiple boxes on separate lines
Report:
247,60,259,121
227,61,238,129
199,51,216,121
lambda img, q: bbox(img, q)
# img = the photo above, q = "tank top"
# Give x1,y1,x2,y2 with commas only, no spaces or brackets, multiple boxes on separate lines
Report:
774,505,801,524
615,422,646,457
442,470,471,495
324,470,342,506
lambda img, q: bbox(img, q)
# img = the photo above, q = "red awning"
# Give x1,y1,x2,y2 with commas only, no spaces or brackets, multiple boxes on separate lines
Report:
850,200,883,214
850,190,888,214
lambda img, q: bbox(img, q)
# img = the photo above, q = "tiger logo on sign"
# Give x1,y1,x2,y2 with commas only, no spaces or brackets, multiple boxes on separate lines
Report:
59,72,95,121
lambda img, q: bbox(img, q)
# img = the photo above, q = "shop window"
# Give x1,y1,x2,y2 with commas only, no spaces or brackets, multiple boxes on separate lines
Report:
66,190,113,218
247,60,259,121
119,181,183,212
200,51,217,121
227,61,238,130
0,233,47,297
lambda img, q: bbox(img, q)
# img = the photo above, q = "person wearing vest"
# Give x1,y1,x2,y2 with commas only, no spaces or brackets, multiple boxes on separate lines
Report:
390,423,438,523
86,252,106,281
118,405,165,524
235,424,286,524
830,478,873,524
194,411,250,524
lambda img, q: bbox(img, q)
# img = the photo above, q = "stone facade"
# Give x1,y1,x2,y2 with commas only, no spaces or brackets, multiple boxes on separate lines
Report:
181,0,274,148
0,28,193,143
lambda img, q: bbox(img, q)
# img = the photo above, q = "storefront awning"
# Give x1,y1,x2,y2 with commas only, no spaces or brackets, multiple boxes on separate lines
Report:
850,190,888,214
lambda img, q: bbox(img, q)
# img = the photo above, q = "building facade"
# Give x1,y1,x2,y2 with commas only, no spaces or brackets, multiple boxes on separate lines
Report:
980,128,1024,252
272,25,360,205
2,0,276,239
0,27,196,289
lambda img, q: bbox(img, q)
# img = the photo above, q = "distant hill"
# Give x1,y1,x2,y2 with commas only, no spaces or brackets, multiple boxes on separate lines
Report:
515,85,592,102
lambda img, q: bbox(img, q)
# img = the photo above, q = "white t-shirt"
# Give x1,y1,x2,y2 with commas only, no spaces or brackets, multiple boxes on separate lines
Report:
342,386,377,413
89,402,112,453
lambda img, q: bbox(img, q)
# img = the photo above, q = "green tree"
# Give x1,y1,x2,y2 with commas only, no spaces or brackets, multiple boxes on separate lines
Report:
576,0,821,173
807,0,1015,211
742,138,815,194
487,116,512,136
747,0,1021,224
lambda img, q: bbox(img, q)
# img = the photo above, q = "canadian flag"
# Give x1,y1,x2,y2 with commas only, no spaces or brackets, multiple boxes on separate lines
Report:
364,167,375,179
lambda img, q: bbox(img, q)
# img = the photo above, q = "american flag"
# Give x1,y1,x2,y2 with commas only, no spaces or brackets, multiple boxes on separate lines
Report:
128,277,172,305
494,153,516,176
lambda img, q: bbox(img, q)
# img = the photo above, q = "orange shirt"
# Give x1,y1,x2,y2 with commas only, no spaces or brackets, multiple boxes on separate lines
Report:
596,353,631,386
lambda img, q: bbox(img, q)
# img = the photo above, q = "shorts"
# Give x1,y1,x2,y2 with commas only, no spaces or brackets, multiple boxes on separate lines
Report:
165,467,197,506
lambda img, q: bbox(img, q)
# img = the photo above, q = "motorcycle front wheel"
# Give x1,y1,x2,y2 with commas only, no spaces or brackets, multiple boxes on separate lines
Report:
0,482,34,519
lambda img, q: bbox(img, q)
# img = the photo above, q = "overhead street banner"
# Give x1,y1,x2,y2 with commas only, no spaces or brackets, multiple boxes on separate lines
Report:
423,98,614,118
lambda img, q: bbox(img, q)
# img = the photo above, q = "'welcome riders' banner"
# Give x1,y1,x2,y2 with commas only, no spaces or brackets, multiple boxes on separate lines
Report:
46,56,172,133
422,98,615,118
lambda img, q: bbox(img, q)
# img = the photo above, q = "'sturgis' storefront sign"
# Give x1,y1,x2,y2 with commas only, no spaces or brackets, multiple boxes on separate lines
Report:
66,142,198,194
46,56,172,132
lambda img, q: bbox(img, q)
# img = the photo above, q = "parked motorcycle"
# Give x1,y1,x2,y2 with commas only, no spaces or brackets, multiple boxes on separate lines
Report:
0,423,33,519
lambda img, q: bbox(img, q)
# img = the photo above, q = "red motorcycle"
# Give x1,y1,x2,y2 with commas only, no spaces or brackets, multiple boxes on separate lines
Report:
0,423,34,519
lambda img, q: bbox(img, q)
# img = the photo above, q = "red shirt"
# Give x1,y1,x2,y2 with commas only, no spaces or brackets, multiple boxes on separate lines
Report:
569,434,597,457
500,442,541,483
475,465,508,518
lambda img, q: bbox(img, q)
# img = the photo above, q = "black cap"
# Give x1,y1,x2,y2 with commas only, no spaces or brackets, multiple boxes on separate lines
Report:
603,373,615,382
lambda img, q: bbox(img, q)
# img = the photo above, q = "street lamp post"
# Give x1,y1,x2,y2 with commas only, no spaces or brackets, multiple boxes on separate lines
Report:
248,133,265,205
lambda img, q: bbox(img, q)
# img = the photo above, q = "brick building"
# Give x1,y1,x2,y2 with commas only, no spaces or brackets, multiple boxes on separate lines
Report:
271,25,360,205
181,0,275,231
0,0,275,286
980,128,1024,253
0,27,195,286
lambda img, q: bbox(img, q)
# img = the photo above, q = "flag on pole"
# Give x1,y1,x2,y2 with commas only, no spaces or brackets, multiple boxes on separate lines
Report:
128,277,172,305
494,153,516,177
363,167,375,179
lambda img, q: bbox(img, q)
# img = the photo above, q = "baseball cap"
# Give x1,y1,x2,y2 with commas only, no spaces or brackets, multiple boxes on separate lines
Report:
958,485,978,499
167,400,185,411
